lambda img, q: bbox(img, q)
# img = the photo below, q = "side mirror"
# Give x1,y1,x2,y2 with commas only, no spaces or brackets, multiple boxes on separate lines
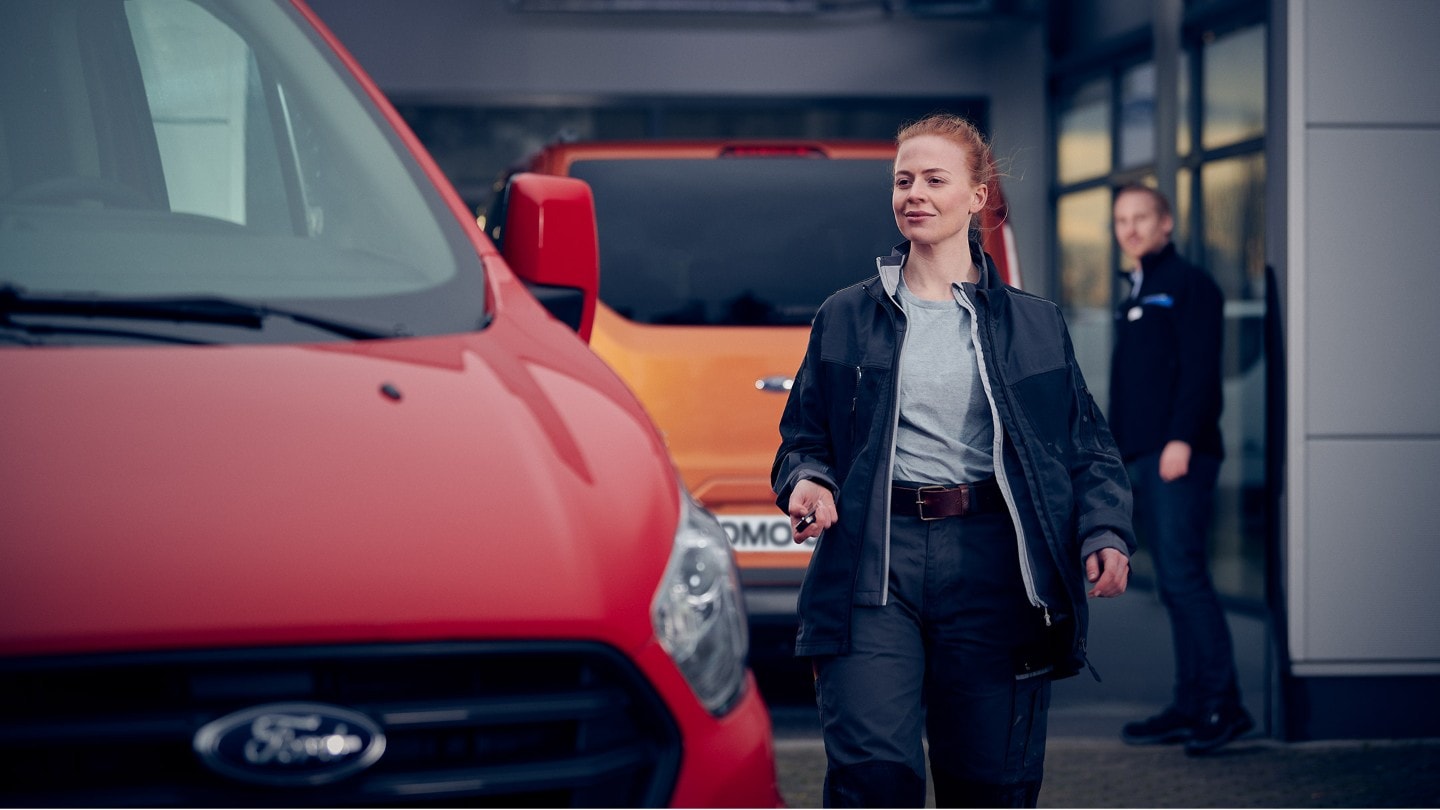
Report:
500,173,599,342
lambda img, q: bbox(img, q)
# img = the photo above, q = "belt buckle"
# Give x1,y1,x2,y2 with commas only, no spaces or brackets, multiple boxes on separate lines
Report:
915,485,948,521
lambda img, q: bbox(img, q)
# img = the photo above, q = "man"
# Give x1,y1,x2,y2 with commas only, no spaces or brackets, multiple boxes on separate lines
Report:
1108,184,1251,755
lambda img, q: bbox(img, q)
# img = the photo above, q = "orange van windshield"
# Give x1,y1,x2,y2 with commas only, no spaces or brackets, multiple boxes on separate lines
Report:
569,157,897,326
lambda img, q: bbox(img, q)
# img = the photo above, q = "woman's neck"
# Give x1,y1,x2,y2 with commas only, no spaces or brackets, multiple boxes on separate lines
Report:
903,240,977,301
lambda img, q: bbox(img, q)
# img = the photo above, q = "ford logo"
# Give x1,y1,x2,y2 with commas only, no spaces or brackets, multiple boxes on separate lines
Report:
194,702,386,787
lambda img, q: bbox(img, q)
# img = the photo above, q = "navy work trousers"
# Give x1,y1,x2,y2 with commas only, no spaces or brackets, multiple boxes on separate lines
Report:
1128,450,1240,715
813,510,1049,808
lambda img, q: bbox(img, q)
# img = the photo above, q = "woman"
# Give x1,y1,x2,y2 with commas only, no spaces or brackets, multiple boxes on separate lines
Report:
772,114,1134,808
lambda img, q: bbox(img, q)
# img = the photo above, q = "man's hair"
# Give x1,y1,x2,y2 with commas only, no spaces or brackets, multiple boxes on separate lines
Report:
1114,183,1173,219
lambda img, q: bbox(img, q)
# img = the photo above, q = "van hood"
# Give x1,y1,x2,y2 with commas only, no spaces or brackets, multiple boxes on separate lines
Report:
0,328,679,658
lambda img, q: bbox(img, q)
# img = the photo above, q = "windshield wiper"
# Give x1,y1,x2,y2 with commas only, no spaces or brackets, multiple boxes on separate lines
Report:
0,285,390,340
0,321,213,346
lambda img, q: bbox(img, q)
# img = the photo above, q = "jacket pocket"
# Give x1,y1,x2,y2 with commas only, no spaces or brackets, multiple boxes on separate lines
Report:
1010,366,1075,464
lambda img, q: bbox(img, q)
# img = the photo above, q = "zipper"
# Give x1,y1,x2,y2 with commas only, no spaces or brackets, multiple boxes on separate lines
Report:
849,365,863,449
956,283,1049,619
878,284,906,607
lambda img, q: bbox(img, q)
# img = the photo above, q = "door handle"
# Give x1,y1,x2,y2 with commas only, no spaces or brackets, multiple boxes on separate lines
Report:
755,375,793,393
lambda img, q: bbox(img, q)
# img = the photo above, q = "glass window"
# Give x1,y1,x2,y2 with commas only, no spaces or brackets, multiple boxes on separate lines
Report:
571,157,897,326
1056,187,1115,409
1202,154,1266,303
1177,55,1192,157
1203,24,1266,149
128,2,257,225
0,0,487,343
1057,78,1112,185
1119,62,1156,168
1176,167,1192,253
1203,152,1268,600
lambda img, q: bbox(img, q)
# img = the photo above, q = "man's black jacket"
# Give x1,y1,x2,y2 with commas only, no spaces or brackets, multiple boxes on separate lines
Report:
1109,242,1225,462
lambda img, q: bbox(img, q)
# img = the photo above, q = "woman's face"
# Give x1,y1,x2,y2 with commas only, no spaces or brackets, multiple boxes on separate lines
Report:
892,134,987,250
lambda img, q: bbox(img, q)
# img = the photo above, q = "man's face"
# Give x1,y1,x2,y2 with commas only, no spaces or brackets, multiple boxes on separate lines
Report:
1113,190,1173,265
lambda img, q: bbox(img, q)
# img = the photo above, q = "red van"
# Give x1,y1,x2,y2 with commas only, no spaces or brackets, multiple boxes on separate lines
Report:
0,1,779,806
500,140,1020,661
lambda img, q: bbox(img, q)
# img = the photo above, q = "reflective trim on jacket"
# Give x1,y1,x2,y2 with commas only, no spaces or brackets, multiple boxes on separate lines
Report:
772,241,1135,677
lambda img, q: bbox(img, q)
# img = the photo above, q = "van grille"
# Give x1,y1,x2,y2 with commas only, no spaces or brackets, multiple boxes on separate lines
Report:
0,642,681,807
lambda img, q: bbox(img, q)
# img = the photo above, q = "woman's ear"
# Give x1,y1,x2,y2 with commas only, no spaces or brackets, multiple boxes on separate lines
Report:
970,184,990,214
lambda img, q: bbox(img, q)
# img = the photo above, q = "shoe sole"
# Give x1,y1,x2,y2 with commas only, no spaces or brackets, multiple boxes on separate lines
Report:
1183,717,1255,755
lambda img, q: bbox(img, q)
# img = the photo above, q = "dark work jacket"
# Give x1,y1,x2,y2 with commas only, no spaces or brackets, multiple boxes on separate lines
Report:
1108,242,1225,462
772,241,1135,678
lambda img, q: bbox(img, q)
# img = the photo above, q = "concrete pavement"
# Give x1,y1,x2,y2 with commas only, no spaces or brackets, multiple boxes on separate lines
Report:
771,735,1440,808
758,582,1440,807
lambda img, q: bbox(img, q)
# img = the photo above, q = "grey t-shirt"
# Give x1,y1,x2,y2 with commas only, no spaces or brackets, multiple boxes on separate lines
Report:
892,275,995,485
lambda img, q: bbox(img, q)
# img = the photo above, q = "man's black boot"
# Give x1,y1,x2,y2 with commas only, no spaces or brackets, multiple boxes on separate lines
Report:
1184,703,1254,755
1121,706,1196,745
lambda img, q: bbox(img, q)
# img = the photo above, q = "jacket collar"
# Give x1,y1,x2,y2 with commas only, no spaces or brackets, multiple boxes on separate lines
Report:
1137,241,1179,274
876,238,998,300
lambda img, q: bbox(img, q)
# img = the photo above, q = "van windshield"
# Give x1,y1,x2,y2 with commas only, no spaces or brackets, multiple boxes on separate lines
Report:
0,0,485,345
570,158,898,327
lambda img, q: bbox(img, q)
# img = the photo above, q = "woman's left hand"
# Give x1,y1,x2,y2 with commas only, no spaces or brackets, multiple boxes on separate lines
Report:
1085,547,1130,598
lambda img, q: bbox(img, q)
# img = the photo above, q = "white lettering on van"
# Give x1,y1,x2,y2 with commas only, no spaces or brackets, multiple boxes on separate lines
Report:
719,518,817,550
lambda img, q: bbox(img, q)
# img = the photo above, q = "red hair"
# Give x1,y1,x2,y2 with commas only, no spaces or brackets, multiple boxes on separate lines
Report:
895,113,995,191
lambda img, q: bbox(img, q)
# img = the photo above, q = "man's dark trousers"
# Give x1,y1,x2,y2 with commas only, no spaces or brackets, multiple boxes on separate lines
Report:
1128,450,1240,715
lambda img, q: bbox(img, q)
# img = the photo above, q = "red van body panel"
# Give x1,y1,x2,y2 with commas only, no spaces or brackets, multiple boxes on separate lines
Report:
0,2,779,805
1,329,670,657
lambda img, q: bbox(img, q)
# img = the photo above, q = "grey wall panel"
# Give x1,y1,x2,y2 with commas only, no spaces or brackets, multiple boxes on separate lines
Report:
309,0,1000,100
1304,128,1440,436
1300,439,1440,662
1304,0,1440,125
1289,0,1440,680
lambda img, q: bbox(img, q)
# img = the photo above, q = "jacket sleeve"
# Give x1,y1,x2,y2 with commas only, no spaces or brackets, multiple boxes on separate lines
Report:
1166,268,1225,446
1063,325,1137,556
771,305,839,512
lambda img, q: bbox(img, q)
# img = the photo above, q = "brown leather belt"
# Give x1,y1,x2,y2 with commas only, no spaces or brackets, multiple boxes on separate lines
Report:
891,479,1005,520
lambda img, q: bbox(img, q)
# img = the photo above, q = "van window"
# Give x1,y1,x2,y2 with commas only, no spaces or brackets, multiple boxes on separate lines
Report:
0,0,486,344
569,158,897,326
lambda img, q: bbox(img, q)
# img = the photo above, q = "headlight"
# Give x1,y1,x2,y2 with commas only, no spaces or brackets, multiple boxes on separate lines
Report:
651,486,749,716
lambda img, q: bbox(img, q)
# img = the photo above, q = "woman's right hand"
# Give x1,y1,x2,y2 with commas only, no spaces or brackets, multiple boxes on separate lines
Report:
788,479,837,543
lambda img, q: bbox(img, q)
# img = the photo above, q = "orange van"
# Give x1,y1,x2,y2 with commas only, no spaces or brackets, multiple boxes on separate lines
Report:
496,140,1021,660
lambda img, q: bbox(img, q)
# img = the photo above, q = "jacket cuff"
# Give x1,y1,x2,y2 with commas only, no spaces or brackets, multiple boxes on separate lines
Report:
774,469,838,512
1080,529,1129,561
